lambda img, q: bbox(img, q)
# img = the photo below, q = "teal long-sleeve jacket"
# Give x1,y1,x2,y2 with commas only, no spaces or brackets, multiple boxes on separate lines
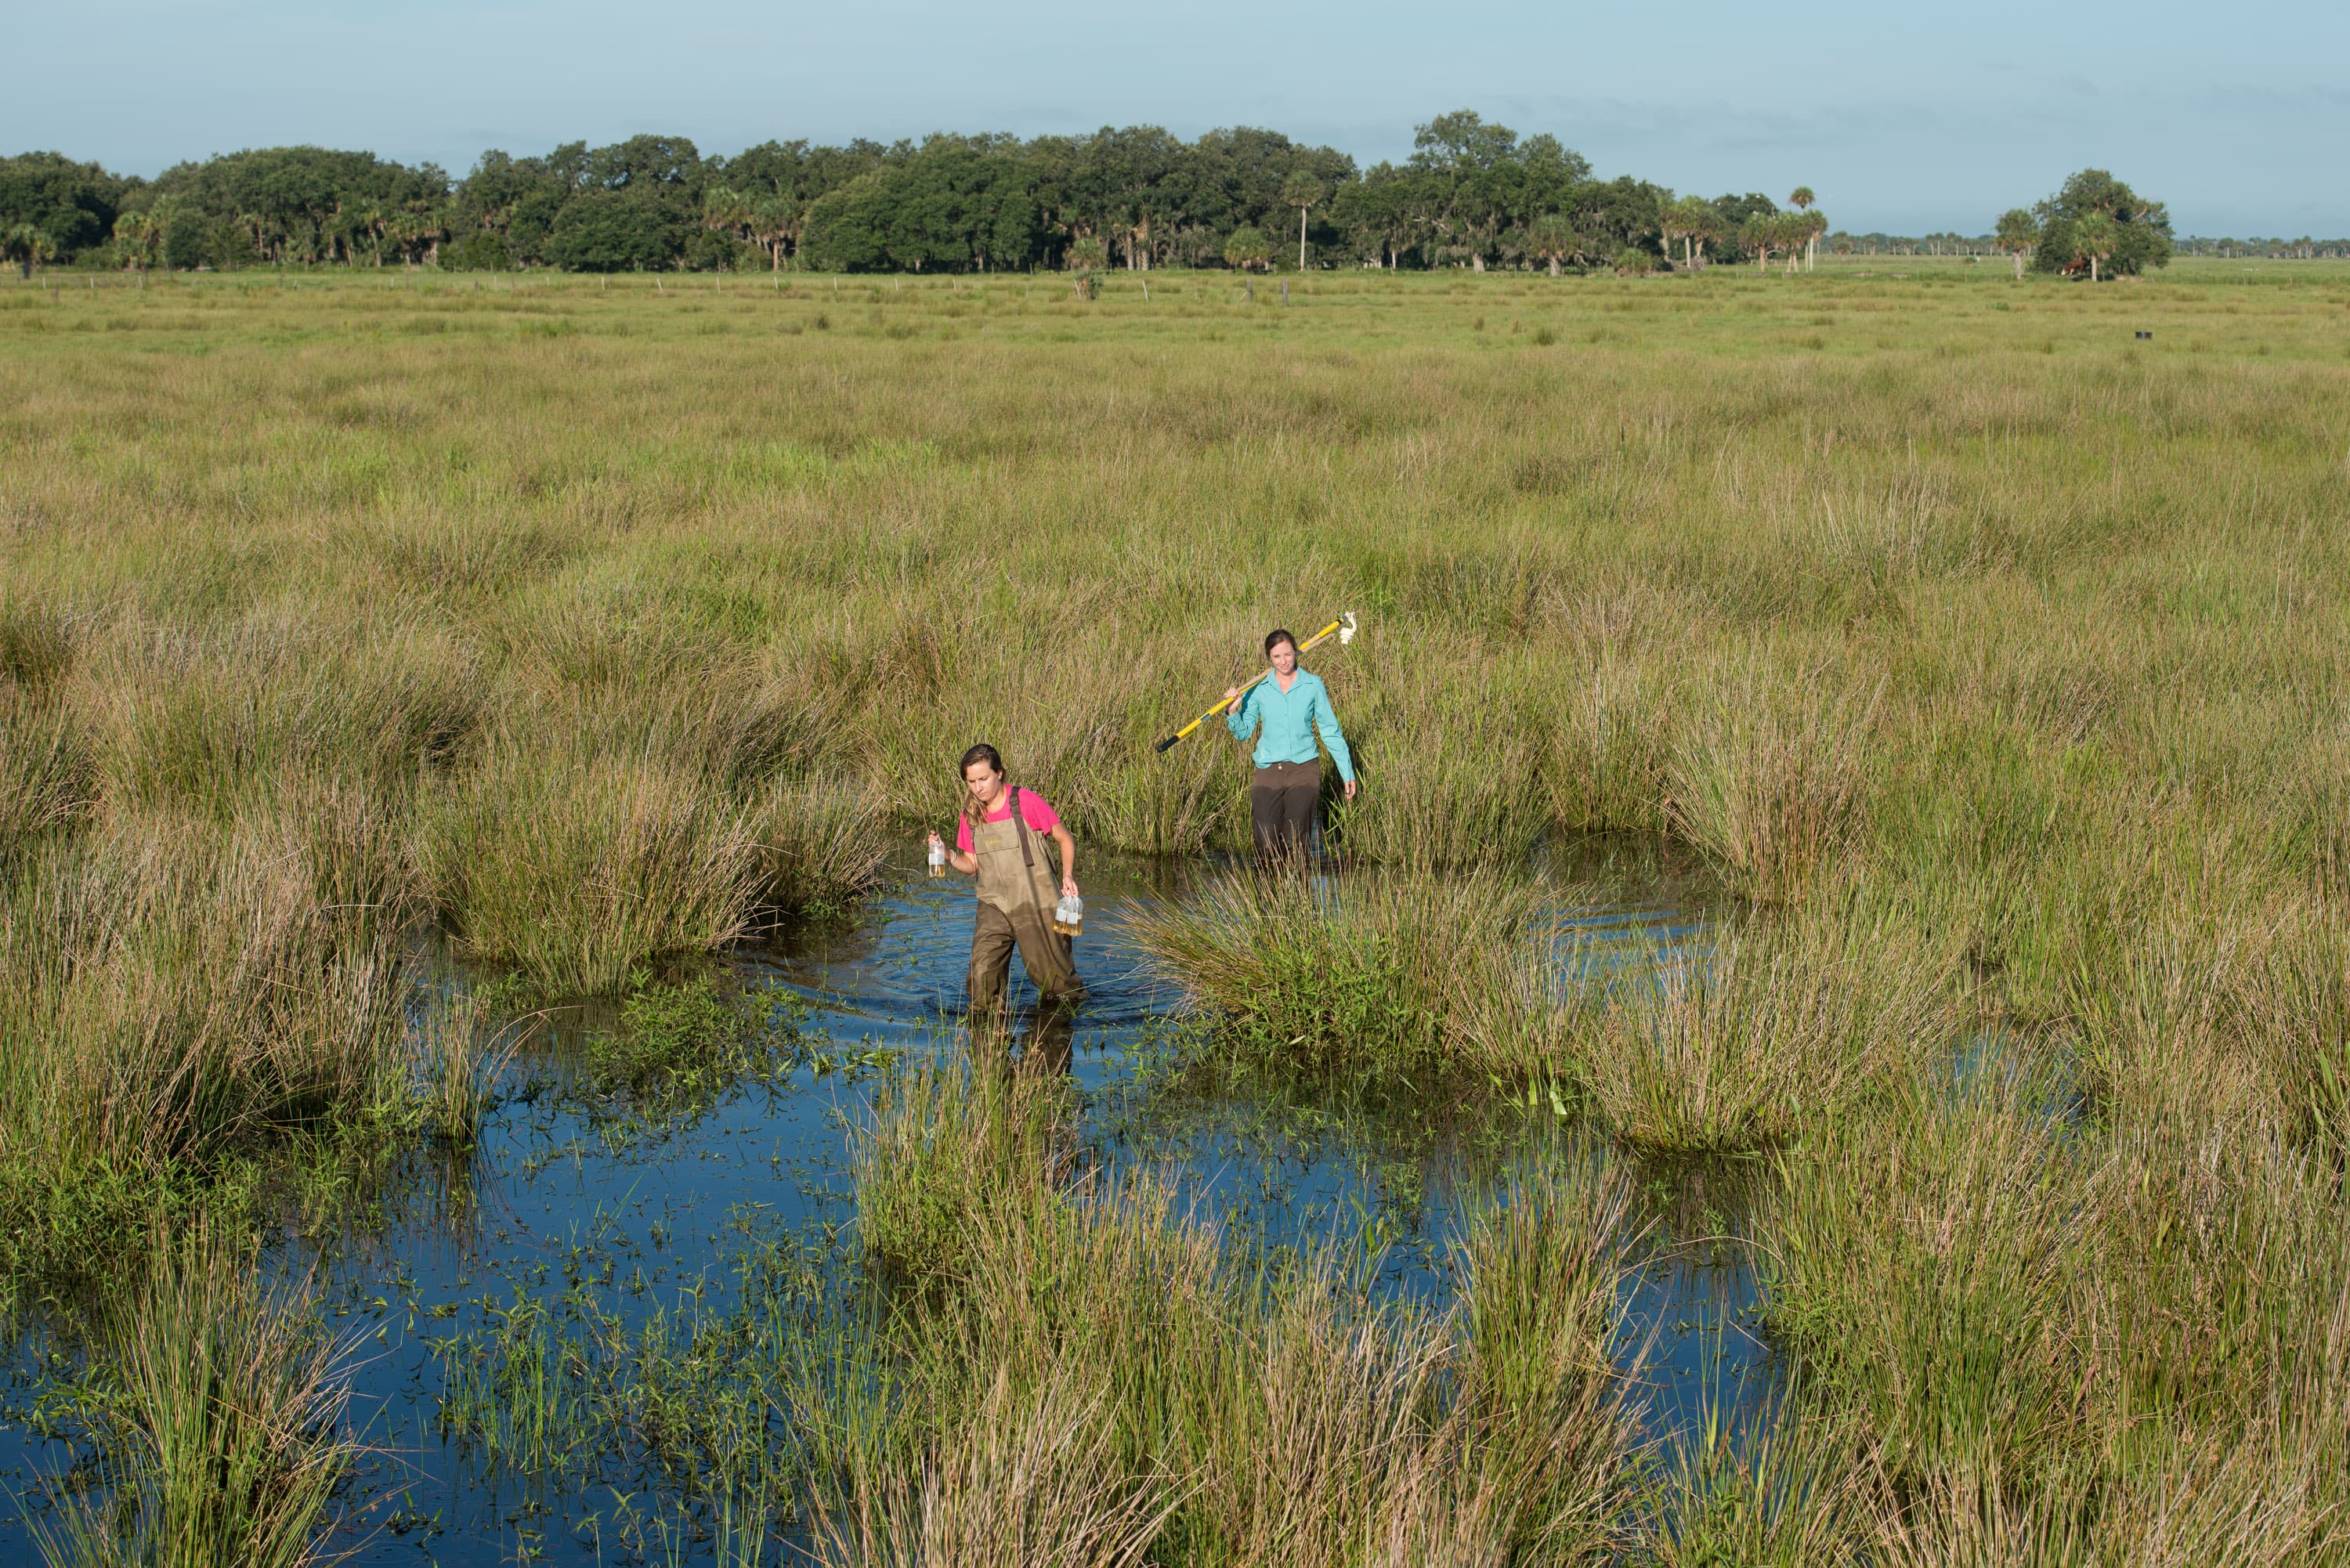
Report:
1227,669,1355,783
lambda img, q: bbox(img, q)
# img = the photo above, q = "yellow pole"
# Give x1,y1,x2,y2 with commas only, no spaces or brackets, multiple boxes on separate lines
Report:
1154,615,1352,753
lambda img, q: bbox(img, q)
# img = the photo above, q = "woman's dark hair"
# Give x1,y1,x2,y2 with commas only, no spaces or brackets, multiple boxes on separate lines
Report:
1264,627,1297,657
959,742,1005,778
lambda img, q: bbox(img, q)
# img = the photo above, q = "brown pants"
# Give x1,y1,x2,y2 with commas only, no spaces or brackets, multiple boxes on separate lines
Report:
1251,760,1321,858
967,898,1079,1010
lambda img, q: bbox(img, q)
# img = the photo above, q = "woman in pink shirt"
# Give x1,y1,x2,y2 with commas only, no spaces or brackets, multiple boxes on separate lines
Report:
927,742,1082,1010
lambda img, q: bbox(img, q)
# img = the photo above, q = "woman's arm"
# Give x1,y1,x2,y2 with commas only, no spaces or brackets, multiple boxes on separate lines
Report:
1224,680,1260,742
1312,683,1359,799
1049,822,1079,897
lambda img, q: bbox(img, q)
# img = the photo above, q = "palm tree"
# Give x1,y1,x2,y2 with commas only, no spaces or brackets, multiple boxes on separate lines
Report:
1994,208,2039,280
1066,234,1107,298
4,225,56,280
748,196,796,271
1740,215,1778,273
113,211,156,271
1528,215,1577,277
1662,197,1715,270
1279,170,1322,271
2073,211,2117,282
1788,186,1819,269
1687,202,1724,269
1223,226,1271,273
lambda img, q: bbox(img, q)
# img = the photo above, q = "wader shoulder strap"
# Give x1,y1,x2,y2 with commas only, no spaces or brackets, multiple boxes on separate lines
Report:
1010,786,1036,868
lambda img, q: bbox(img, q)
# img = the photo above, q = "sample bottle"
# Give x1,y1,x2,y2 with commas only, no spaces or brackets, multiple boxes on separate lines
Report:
927,837,947,879
1053,893,1084,938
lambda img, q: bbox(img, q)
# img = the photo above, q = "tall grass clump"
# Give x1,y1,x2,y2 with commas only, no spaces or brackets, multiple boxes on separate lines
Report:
808,1067,1650,1563
1647,1381,1866,1567
850,1060,1075,1288
1666,657,1879,905
743,775,889,915
75,614,483,817
1444,1142,1643,1555
1571,880,1956,1151
0,686,92,866
1758,1068,2087,1484
409,995,517,1149
809,1370,1169,1568
0,812,407,1175
1126,864,1548,1076
34,1225,358,1568
418,739,763,995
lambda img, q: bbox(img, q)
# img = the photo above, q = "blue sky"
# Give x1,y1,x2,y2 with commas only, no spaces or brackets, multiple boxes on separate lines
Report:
9,0,2344,235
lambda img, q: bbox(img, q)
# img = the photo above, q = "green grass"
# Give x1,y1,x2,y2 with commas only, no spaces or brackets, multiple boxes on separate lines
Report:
8,258,2350,1558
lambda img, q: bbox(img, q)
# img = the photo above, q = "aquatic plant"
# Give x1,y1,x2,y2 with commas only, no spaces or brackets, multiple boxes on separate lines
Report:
33,1224,356,1568
1570,878,1958,1152
1125,864,1547,1076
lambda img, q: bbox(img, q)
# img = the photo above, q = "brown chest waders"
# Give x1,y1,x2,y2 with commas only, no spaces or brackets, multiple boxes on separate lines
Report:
963,786,1079,1010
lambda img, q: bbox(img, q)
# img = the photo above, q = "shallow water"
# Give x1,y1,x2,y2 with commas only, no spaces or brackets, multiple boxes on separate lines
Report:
0,842,1766,1564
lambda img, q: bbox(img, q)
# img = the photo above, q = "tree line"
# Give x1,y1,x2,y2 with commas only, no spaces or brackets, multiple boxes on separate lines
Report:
1,121,2198,284
0,113,1817,277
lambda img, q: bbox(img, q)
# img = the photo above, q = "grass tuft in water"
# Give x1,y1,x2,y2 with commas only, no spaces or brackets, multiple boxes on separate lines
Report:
1571,878,1957,1152
34,1223,356,1568
1126,864,1548,1078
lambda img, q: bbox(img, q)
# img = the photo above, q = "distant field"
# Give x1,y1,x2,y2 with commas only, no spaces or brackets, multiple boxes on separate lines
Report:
5,262,2350,1559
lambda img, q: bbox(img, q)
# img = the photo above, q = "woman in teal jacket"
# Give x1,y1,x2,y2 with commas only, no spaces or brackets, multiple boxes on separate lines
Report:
1223,627,1358,858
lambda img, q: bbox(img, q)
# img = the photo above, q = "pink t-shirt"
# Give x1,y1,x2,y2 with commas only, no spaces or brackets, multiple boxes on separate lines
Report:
956,789,1061,854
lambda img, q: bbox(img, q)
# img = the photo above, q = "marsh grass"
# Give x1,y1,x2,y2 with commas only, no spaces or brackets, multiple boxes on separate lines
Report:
1126,864,1549,1077
410,995,519,1148
1665,659,1879,905
1647,1379,1866,1567
850,1060,1075,1288
418,740,765,995
12,265,2350,1555
1571,880,1958,1151
808,1370,1170,1568
34,1224,356,1568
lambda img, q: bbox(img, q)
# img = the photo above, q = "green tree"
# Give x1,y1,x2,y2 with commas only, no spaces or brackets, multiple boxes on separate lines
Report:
1528,214,1578,276
112,210,157,270
1222,225,1271,271
1279,168,1322,270
3,224,57,279
0,152,132,262
2072,211,2117,283
2029,169,2171,278
1994,208,2039,280
1788,186,1819,269
1333,163,1426,269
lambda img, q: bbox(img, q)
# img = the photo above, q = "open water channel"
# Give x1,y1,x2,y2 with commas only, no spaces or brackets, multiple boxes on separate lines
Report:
1,841,1770,1565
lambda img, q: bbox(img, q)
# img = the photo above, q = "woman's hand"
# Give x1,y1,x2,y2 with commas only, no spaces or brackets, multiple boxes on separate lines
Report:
1061,874,1080,899
1221,685,1242,707
927,830,945,851
1343,778,1358,800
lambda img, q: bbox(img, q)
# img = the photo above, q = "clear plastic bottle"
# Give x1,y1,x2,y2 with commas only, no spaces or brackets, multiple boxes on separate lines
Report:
927,837,946,878
1054,892,1083,938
